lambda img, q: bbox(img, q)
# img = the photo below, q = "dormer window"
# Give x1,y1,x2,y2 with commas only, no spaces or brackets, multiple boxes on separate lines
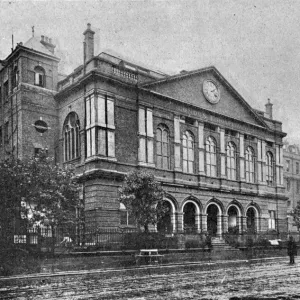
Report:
34,66,45,87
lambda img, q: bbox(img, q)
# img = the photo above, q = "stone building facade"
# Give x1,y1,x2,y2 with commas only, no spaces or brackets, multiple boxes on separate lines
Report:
283,142,300,232
0,24,288,238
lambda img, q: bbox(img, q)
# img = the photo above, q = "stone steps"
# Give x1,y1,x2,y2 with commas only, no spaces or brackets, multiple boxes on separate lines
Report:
211,238,236,250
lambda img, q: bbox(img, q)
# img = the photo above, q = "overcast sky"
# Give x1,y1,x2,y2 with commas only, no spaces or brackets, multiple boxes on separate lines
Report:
1,0,299,143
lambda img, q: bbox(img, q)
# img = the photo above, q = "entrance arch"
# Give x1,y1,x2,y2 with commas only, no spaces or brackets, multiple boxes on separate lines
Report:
157,201,173,233
207,204,219,236
157,199,176,233
183,202,197,233
246,207,257,232
228,206,239,233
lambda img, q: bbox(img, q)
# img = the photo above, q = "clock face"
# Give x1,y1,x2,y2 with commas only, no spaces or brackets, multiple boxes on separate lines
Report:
203,80,220,104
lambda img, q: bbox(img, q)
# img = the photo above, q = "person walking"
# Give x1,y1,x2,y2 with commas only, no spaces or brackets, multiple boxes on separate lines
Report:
287,236,297,264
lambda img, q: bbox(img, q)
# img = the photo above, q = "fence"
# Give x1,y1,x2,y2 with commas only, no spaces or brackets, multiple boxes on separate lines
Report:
11,215,292,252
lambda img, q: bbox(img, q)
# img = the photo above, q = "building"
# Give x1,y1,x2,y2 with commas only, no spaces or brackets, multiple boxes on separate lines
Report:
283,141,300,233
0,24,288,241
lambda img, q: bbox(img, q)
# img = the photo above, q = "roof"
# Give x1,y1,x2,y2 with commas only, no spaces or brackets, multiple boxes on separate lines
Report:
23,37,56,57
98,50,167,78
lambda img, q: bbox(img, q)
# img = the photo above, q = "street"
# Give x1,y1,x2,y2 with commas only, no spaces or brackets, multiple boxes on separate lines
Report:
1,257,300,299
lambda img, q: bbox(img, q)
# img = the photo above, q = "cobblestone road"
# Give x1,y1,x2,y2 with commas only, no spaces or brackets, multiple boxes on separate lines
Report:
1,257,300,299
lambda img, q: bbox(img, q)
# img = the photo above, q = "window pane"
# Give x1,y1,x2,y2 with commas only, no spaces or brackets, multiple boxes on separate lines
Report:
98,128,106,155
97,95,106,124
156,129,162,141
162,142,168,156
157,141,162,155
183,146,187,160
107,130,115,157
163,157,168,169
188,147,194,161
162,130,168,141
157,156,162,168
107,98,114,126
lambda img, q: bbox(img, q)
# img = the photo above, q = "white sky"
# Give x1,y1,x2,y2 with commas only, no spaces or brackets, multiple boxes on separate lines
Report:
0,0,299,143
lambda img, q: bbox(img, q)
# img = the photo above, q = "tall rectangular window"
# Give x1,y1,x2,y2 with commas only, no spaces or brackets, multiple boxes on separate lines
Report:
297,180,300,194
138,107,153,164
156,125,170,169
296,162,299,175
268,210,276,230
286,160,290,172
86,94,115,158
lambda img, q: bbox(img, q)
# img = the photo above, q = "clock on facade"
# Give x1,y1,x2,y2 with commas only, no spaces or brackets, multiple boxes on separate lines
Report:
202,80,220,104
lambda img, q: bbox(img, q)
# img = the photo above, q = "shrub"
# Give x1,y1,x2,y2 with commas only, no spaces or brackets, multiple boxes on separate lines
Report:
122,232,178,250
185,239,201,249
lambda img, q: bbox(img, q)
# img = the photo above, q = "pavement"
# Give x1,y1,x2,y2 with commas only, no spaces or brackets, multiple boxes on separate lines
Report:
0,256,300,299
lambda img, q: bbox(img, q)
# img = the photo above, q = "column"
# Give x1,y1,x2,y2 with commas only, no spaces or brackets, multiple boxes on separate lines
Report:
223,214,228,233
174,115,181,171
257,139,263,183
177,212,184,233
241,216,247,233
198,122,205,175
280,145,284,185
171,211,176,233
261,140,266,183
239,134,245,181
220,128,226,178
202,214,207,233
276,144,283,186
195,213,201,233
146,108,154,165
80,130,85,164
217,215,222,237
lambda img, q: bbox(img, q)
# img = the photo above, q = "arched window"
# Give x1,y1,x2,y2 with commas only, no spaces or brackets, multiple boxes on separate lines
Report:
266,151,274,186
182,131,194,173
245,146,255,183
120,203,135,226
156,124,170,169
63,112,80,161
34,66,45,87
206,136,217,177
226,142,237,180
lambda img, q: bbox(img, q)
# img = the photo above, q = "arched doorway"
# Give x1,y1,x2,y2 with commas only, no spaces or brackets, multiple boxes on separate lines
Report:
246,207,256,233
183,202,196,233
228,206,239,233
207,204,218,236
157,201,173,233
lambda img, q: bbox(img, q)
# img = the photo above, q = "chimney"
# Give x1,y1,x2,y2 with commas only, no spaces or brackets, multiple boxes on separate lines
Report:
40,35,56,54
265,98,273,119
83,23,95,63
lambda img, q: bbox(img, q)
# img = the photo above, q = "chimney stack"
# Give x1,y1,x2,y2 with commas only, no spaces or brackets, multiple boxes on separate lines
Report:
40,35,56,54
83,23,95,63
265,98,273,119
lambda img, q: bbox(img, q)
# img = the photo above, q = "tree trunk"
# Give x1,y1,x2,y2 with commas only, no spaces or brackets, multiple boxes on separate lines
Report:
144,224,149,233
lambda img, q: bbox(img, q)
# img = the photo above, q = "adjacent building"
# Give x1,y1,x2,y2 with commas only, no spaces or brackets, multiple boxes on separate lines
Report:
0,24,288,240
283,142,300,232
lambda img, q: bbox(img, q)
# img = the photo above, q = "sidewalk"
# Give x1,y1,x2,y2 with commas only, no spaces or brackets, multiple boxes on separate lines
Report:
0,255,288,282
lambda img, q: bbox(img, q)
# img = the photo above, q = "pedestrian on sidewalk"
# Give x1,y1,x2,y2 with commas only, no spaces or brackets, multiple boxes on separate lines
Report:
287,236,297,264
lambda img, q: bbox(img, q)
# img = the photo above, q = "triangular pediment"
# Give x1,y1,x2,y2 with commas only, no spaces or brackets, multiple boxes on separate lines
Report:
142,67,267,128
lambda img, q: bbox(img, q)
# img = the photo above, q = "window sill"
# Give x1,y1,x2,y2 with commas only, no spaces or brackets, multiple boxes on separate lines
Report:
85,155,117,163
